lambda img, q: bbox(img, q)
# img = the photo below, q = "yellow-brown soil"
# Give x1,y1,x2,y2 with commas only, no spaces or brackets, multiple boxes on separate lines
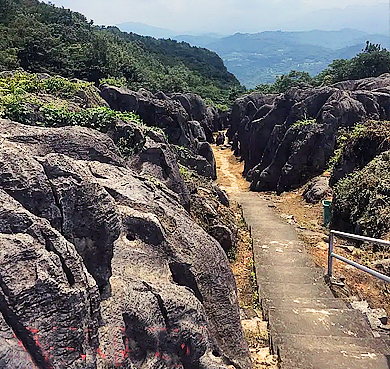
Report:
213,142,278,369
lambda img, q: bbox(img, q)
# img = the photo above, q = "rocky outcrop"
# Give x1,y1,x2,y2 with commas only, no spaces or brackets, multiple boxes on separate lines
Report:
0,119,251,369
171,93,218,143
173,145,217,180
127,131,191,210
229,74,390,193
216,132,225,146
100,85,218,181
330,121,390,187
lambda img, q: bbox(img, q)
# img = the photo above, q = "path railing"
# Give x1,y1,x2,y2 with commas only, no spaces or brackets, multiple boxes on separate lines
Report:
327,230,390,283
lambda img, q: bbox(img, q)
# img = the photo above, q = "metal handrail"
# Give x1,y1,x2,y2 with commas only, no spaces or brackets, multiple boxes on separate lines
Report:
327,230,390,283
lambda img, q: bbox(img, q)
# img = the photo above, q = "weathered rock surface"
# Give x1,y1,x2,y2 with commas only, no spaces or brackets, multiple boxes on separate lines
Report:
174,145,217,179
303,176,332,204
128,134,191,210
0,119,251,369
208,225,235,252
216,132,225,146
100,85,218,180
228,74,390,193
330,121,390,187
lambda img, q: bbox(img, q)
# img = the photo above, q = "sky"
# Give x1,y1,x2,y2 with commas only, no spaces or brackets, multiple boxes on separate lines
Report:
44,0,389,34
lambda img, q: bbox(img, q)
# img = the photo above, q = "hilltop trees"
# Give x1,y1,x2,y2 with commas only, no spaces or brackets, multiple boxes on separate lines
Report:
0,0,242,104
254,41,390,93
318,41,390,84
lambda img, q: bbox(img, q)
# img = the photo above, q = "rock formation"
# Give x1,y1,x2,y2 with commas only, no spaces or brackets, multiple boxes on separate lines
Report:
100,86,219,180
0,119,251,369
228,74,390,193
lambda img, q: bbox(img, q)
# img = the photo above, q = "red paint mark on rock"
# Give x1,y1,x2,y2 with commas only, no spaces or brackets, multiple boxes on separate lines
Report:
96,348,106,359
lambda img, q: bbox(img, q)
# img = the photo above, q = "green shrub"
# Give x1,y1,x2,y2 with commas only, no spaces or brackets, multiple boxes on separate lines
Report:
292,118,316,128
333,151,390,239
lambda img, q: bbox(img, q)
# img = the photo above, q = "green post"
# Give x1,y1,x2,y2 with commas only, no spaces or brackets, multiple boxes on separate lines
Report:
322,200,332,226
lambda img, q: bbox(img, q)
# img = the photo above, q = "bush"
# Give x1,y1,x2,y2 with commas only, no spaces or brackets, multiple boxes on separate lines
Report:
333,151,390,239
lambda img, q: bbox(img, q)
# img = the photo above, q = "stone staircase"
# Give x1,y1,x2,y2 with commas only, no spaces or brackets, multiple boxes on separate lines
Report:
238,192,390,369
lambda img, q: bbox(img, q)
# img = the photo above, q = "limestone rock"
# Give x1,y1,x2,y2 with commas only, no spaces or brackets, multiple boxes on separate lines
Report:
0,118,251,369
216,131,225,146
228,74,390,192
209,225,235,252
303,176,332,204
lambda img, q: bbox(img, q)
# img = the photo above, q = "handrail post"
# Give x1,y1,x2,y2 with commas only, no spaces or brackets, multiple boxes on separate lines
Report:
327,232,334,278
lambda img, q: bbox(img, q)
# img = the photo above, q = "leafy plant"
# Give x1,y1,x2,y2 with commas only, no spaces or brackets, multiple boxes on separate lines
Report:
292,118,316,128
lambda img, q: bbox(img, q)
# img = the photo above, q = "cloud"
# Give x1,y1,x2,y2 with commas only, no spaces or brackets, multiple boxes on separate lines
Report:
43,0,387,34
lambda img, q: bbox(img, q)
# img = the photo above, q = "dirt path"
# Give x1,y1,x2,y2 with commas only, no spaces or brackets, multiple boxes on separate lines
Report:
213,145,249,196
212,143,278,369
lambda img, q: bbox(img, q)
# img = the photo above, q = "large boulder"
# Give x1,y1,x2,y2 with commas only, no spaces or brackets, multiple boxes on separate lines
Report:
128,135,191,211
303,176,332,204
100,85,218,181
0,119,251,369
172,93,217,143
0,189,101,369
216,132,225,146
100,85,194,149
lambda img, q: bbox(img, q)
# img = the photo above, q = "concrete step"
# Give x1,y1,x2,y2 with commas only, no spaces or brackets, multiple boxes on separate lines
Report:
250,226,298,243
269,308,374,339
261,297,347,320
272,333,390,369
259,282,334,300
254,248,314,267
237,192,390,368
256,265,324,284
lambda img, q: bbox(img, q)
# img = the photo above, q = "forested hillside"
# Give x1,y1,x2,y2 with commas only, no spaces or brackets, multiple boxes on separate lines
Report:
179,30,389,88
0,0,242,103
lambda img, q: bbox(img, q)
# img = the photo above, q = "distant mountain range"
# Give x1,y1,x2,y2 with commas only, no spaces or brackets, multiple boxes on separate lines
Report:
114,22,175,39
117,4,390,88
180,29,390,88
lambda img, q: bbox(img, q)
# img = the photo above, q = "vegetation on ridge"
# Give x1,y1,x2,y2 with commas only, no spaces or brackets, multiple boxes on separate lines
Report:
0,71,160,156
0,0,243,104
254,42,390,94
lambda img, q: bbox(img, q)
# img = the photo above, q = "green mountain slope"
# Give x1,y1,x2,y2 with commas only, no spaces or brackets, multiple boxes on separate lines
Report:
178,30,389,88
0,0,242,103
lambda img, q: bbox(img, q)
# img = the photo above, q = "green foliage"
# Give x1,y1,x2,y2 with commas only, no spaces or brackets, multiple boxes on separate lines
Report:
0,0,241,104
327,123,377,172
363,41,383,53
0,71,150,156
333,151,390,239
328,121,390,175
0,71,92,97
215,103,229,112
316,43,390,85
255,70,314,94
204,97,229,112
292,118,316,128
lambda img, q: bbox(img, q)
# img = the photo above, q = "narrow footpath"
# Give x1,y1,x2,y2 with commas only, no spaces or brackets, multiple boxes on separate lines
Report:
213,143,390,369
